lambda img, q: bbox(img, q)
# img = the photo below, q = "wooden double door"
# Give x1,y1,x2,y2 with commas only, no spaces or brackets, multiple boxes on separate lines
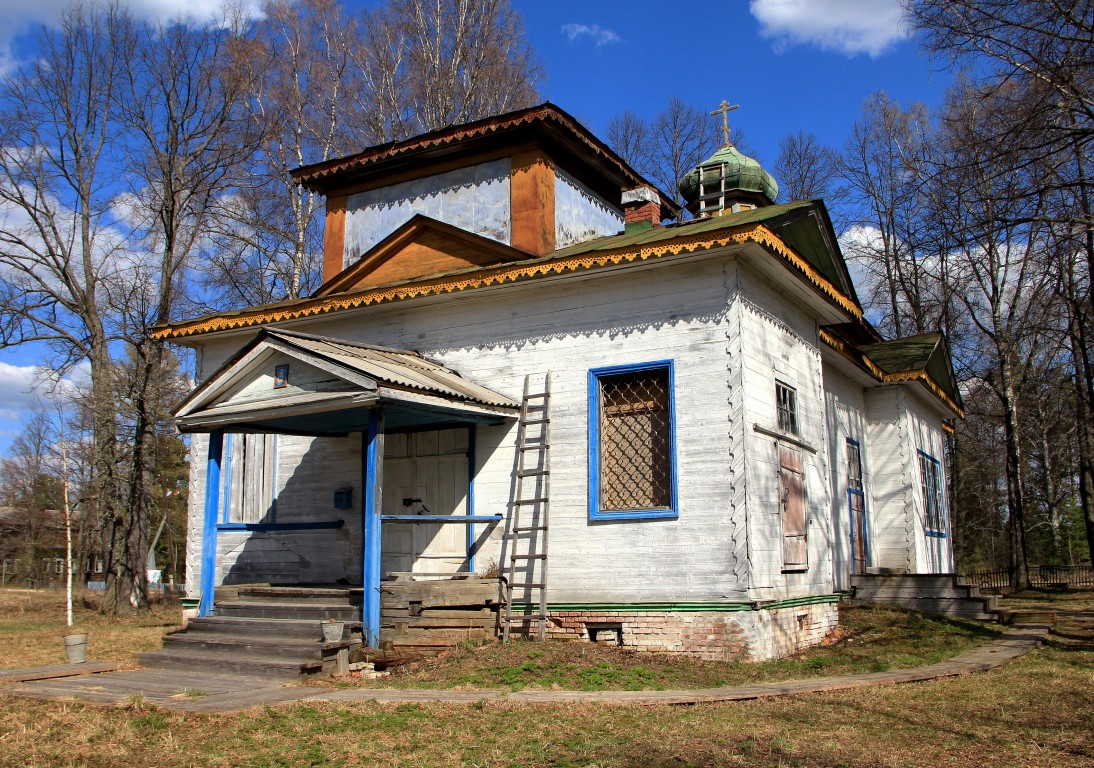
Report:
380,428,471,578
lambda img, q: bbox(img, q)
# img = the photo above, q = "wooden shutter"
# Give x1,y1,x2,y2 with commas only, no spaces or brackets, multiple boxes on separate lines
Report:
779,445,808,570
228,434,276,523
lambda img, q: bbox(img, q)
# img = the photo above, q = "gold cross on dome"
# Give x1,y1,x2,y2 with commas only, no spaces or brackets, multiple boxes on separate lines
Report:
711,100,739,147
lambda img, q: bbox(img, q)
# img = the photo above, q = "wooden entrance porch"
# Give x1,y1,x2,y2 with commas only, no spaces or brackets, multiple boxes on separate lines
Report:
171,329,519,652
139,578,502,678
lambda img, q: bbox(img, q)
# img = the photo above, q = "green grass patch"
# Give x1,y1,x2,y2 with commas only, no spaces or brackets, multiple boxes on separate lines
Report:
363,604,1001,692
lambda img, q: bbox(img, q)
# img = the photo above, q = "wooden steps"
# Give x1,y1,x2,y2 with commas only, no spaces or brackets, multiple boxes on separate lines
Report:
379,577,500,658
850,573,1003,621
138,586,362,679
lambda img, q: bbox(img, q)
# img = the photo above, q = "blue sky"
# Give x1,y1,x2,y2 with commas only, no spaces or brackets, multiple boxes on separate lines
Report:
515,0,952,166
0,0,955,454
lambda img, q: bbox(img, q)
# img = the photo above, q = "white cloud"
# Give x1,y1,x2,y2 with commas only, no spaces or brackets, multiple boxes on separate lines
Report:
0,0,263,75
749,0,908,58
0,362,38,421
561,23,622,47
0,359,87,426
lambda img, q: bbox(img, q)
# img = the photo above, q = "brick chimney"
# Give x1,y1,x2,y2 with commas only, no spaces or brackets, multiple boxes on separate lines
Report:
621,185,662,230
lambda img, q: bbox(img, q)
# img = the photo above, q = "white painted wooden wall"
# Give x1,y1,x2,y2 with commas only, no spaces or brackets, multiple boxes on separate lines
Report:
183,244,954,602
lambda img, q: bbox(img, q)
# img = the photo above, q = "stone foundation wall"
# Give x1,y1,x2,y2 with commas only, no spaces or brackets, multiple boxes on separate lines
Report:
546,602,839,661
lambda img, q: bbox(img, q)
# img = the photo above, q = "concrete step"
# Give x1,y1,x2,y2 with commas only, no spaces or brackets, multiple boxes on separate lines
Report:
236,586,362,606
213,601,360,621
137,648,322,679
162,632,357,662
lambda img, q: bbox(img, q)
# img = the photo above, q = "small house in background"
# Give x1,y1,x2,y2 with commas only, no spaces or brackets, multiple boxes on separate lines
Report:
152,103,963,670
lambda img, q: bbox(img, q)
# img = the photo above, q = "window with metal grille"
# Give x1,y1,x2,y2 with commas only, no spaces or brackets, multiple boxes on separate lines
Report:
775,382,798,435
918,451,946,535
588,361,677,520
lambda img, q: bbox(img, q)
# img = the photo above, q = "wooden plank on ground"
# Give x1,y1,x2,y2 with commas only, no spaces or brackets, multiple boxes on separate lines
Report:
0,662,118,683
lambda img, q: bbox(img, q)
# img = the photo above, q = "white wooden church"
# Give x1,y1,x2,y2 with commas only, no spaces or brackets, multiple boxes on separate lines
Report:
156,103,962,663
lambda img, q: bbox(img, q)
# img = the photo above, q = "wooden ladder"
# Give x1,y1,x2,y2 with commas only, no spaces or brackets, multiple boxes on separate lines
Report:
502,372,551,642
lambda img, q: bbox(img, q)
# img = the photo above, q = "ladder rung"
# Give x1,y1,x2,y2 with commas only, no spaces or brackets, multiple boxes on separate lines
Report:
508,582,545,589
512,525,548,533
521,418,550,425
514,497,548,504
510,553,547,560
519,444,549,451
503,613,547,621
518,469,549,477
524,392,549,399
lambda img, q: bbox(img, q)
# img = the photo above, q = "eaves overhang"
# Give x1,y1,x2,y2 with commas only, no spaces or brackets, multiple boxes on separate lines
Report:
290,102,680,217
819,327,965,418
154,221,863,342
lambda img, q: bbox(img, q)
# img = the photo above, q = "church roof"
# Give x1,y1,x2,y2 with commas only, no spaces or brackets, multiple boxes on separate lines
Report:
290,102,678,217
152,199,862,341
820,327,964,416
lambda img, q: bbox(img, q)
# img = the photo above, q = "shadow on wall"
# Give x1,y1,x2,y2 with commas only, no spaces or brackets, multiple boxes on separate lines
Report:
217,433,364,586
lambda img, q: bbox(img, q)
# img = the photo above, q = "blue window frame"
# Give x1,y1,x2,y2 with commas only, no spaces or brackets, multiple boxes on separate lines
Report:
917,450,946,537
588,360,678,521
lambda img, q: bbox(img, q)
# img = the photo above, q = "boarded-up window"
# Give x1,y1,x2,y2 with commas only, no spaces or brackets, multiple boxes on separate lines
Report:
780,444,808,570
222,433,278,524
590,362,676,519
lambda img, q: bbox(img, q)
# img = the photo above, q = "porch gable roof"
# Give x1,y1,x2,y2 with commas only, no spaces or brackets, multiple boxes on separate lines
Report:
174,329,519,433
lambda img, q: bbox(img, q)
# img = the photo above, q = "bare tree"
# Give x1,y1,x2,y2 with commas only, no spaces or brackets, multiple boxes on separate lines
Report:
932,85,1060,586
643,96,720,213
905,0,1093,156
775,130,836,203
357,0,541,142
0,3,134,603
206,0,364,308
908,0,1094,569
105,14,256,611
835,92,938,338
606,109,656,180
0,405,62,583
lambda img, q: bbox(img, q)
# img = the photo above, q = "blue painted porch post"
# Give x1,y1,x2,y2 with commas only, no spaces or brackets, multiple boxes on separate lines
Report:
199,430,224,617
362,409,384,647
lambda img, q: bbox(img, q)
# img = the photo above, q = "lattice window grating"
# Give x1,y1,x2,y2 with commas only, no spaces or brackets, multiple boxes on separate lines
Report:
598,369,672,510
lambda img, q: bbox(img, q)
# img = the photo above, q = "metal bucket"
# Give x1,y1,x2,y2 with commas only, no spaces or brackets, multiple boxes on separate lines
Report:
63,633,88,664
321,621,344,642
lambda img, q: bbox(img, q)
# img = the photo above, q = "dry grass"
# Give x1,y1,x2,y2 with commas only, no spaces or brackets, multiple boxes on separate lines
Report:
0,589,1090,767
0,588,181,669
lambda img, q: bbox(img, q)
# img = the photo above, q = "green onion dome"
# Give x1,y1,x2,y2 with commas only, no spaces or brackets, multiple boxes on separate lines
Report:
678,144,779,211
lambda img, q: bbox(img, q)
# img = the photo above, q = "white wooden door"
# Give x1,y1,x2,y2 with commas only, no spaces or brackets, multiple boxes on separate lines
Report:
381,429,470,578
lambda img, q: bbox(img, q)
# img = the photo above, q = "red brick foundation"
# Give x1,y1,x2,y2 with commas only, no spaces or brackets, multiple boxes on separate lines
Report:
545,603,839,661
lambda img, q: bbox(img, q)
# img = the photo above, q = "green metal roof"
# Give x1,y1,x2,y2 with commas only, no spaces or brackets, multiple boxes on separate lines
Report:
859,334,940,374
860,333,961,409
157,200,861,339
554,199,857,303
